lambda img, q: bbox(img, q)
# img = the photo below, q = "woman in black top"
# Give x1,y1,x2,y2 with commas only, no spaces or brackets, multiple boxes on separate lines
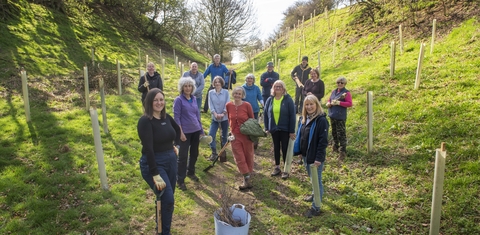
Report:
138,62,164,104
137,88,180,235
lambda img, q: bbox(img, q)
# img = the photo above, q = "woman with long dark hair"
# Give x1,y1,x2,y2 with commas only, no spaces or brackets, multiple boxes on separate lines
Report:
138,88,180,234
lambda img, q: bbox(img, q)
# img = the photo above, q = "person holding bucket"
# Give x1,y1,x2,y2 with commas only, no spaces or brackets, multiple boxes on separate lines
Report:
137,88,180,234
293,95,329,218
226,86,255,190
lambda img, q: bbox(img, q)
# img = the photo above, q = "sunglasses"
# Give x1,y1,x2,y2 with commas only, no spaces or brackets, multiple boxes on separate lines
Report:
337,82,344,84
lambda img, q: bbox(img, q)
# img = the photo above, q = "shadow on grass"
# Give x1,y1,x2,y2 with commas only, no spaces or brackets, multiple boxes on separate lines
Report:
0,86,143,234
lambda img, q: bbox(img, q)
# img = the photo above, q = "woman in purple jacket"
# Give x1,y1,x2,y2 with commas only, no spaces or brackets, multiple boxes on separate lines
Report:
174,77,205,191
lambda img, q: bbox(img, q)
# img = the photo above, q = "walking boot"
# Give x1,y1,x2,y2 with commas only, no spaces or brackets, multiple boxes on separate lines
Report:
332,145,339,153
208,153,218,161
339,151,346,161
239,176,253,190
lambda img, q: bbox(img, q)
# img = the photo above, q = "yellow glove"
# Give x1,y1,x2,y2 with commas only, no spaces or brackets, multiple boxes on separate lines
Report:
332,100,340,106
153,175,166,191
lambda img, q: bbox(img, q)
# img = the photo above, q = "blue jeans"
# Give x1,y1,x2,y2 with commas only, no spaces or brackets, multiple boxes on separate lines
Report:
303,157,324,210
208,120,229,154
177,130,201,183
139,150,177,235
196,96,202,111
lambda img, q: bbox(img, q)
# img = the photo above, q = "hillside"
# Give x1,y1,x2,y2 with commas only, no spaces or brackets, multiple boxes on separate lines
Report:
1,1,479,235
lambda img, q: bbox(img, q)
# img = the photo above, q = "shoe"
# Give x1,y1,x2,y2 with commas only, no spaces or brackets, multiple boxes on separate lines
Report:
295,159,303,165
270,167,281,176
332,145,339,153
219,151,227,162
303,194,313,202
209,153,218,161
281,172,289,179
177,182,187,191
305,208,321,218
339,151,346,161
187,174,199,182
238,176,253,190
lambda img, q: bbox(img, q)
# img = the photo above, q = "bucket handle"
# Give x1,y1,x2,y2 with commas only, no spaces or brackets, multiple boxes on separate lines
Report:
232,204,245,210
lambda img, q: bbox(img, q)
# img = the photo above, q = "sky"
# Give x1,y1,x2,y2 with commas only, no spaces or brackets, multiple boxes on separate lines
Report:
253,0,294,40
230,0,294,63
187,0,295,63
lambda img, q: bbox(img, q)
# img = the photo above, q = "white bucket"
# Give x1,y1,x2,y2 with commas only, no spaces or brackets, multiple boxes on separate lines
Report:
214,204,251,235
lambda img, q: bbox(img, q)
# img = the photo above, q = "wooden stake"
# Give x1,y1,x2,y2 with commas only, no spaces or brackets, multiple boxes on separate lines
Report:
91,48,95,68
162,59,165,80
390,41,396,78
317,51,321,79
414,43,426,89
84,65,90,111
430,19,437,54
21,68,31,122
399,24,404,54
117,59,122,95
99,77,108,134
367,91,373,153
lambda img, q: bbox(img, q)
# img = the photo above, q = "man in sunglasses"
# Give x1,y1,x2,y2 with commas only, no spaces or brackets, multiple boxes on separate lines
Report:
326,77,352,160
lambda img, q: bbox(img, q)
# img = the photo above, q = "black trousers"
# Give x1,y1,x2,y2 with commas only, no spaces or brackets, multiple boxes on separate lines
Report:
271,130,290,166
294,87,304,113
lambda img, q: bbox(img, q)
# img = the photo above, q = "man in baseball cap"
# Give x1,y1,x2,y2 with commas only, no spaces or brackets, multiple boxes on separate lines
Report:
260,62,280,104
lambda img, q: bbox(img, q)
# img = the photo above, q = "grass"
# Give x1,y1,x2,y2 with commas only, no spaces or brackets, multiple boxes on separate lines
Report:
1,1,480,235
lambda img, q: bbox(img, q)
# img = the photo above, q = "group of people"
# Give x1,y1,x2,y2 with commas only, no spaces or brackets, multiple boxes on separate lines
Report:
135,54,353,233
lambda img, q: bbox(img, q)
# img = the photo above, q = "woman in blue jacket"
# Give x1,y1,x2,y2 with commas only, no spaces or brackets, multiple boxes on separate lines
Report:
294,95,329,218
264,80,296,179
242,74,264,149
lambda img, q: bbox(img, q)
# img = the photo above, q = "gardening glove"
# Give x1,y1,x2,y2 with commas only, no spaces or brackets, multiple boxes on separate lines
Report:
332,100,340,106
153,175,166,191
326,102,332,108
143,80,150,87
227,133,235,141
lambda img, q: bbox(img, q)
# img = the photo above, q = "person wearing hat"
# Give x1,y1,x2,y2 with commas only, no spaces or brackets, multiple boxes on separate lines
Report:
291,56,312,114
260,61,280,104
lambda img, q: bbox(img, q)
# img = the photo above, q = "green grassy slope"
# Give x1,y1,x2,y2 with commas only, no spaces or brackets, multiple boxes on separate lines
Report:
0,2,479,235
234,6,480,234
0,1,208,81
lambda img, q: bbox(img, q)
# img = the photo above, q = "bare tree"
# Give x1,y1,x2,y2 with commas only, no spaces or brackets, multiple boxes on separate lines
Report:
194,0,258,59
144,0,188,40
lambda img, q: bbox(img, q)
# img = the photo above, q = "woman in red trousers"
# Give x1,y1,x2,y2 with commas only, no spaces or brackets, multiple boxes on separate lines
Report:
226,86,255,190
